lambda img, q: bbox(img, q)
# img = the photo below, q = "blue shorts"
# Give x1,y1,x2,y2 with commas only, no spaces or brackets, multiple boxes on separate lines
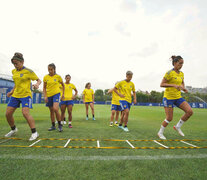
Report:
119,100,132,111
60,100,74,106
85,102,93,104
8,96,32,109
111,104,121,111
46,93,60,107
163,97,186,108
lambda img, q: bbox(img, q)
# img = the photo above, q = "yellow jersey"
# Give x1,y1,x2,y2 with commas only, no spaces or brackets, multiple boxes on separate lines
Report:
163,69,184,99
43,74,63,97
12,67,39,98
62,83,76,101
115,80,135,103
111,90,120,105
83,88,94,102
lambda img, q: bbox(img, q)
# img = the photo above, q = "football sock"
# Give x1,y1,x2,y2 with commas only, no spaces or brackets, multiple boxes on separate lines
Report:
52,122,55,127
124,125,127,128
176,119,185,128
11,125,16,130
119,124,122,126
31,128,36,133
158,125,165,134
58,121,61,125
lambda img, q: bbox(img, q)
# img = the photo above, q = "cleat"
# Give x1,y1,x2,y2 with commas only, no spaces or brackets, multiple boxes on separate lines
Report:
29,132,39,141
158,133,166,140
109,124,113,127
68,124,72,128
118,125,124,130
173,126,185,136
5,128,18,137
86,117,89,120
58,124,63,132
48,126,56,131
114,123,119,127
93,117,96,121
63,121,67,125
123,127,129,132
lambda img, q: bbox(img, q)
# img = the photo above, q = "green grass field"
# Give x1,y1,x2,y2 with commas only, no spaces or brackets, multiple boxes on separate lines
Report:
0,104,207,180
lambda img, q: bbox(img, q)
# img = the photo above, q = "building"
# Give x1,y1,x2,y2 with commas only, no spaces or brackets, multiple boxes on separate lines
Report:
186,86,207,94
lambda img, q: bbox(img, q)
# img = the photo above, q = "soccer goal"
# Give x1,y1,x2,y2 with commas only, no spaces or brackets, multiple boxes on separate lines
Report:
105,101,111,105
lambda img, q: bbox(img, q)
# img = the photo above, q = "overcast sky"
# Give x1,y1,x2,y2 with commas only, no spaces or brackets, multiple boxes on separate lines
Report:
0,0,207,94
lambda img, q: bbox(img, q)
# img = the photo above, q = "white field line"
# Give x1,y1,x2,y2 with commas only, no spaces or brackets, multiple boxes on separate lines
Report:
1,154,207,161
126,140,135,149
180,140,198,148
153,140,169,149
97,140,100,148
64,139,71,148
29,140,41,147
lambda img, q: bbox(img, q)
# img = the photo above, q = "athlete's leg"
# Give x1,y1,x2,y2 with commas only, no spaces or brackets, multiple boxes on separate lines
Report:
5,106,17,128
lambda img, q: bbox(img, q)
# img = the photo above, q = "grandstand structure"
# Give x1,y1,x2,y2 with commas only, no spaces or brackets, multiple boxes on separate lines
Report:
0,74,14,103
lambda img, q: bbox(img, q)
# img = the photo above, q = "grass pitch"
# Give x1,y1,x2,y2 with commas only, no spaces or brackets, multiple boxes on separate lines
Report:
0,104,207,180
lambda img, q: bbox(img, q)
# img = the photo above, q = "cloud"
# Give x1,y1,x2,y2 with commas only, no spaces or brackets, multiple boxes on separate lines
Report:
115,22,131,36
129,43,159,58
121,0,141,13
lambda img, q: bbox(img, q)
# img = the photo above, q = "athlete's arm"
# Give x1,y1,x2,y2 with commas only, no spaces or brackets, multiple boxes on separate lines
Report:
113,87,125,98
32,79,41,89
72,89,78,100
160,78,181,90
43,82,48,103
92,94,95,103
60,82,65,100
107,88,113,94
133,91,137,104
181,81,188,93
82,94,85,104
7,85,16,97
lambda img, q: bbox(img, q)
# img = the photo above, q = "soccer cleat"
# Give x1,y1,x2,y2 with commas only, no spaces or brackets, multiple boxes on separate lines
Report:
48,126,56,131
123,127,129,132
114,123,119,127
68,124,73,128
63,121,67,125
5,128,18,137
118,125,124,130
86,117,89,120
93,117,96,120
58,124,63,132
109,124,113,127
29,132,39,141
157,133,166,140
173,126,185,136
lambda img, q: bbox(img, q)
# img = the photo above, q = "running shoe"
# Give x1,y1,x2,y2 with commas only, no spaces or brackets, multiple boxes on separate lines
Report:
69,124,73,128
109,124,113,127
58,124,63,132
93,117,96,121
29,132,39,141
48,126,56,131
157,133,166,140
86,117,89,120
118,125,124,130
5,128,18,137
173,126,185,136
123,127,129,132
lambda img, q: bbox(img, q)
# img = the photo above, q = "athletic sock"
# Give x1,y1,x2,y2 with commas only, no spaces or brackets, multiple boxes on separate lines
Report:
69,121,72,125
119,124,122,126
11,125,16,130
64,117,66,121
158,125,165,134
86,115,88,118
124,125,127,128
31,128,36,133
176,119,185,128
93,114,94,118
58,121,61,125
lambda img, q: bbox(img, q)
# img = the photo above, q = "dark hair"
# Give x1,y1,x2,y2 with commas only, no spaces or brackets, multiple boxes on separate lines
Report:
65,74,71,78
48,63,56,74
85,82,91,88
171,55,183,66
11,52,24,63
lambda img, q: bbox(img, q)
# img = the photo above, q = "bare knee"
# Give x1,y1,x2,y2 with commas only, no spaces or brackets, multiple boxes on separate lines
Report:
187,109,193,117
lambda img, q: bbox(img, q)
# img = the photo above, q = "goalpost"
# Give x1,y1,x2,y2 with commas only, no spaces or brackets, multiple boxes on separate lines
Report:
105,101,111,105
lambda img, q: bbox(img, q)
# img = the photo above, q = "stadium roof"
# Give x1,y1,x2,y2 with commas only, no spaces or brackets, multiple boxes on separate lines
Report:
0,74,13,82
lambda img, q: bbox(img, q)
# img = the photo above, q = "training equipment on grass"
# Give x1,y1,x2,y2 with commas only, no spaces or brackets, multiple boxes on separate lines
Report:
0,137,207,150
